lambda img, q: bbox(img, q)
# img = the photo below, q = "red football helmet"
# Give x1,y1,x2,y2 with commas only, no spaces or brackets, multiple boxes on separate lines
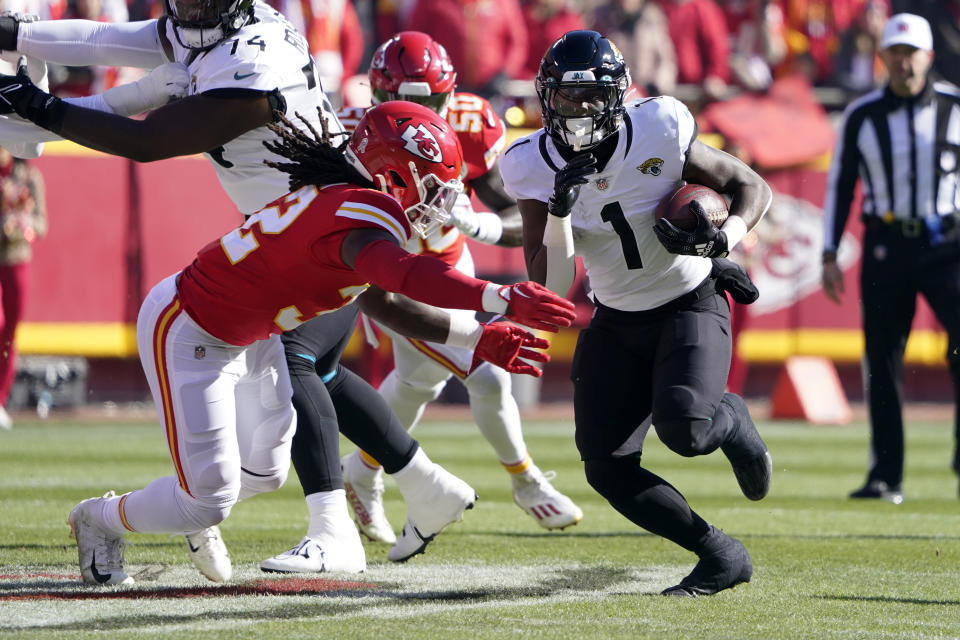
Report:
368,31,457,116
345,101,464,238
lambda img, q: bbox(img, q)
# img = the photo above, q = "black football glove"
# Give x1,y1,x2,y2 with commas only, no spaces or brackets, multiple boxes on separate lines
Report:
711,257,759,304
0,57,65,132
546,153,597,218
654,199,729,258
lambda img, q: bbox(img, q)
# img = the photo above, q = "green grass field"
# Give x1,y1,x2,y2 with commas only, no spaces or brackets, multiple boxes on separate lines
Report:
1,411,959,639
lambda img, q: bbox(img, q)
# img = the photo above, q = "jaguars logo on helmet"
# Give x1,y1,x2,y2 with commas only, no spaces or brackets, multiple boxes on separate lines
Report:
536,30,631,151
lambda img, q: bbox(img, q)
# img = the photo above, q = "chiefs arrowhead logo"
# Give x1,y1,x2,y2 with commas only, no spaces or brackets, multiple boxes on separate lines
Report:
400,123,443,163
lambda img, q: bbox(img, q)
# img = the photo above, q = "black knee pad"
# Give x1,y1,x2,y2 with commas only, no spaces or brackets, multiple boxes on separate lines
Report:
654,417,716,457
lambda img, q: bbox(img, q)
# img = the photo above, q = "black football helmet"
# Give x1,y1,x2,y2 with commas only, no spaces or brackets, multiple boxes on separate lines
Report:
165,0,254,50
536,30,631,151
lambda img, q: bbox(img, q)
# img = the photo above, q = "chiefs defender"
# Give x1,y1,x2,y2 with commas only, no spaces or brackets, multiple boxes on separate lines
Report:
333,31,583,546
65,101,575,586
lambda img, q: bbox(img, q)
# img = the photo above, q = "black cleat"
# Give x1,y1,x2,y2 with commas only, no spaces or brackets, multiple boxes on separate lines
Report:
662,529,753,597
849,480,902,504
719,394,772,500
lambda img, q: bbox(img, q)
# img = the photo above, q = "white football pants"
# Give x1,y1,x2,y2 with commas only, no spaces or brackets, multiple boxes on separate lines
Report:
111,274,296,535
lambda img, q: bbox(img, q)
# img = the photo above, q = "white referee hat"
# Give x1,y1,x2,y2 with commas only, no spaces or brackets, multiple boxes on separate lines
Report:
881,13,933,51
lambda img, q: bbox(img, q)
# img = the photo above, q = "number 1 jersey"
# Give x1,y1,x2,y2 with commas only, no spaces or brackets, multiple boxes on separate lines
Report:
500,96,712,311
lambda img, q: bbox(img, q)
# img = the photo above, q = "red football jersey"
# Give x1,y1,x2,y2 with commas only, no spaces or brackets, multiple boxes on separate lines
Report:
444,93,507,184
337,93,507,188
178,184,411,346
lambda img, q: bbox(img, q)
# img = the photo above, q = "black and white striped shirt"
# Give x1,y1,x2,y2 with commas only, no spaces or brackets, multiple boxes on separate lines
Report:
823,81,960,250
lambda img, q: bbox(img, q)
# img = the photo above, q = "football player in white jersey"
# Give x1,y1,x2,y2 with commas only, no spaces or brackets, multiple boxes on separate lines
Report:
0,3,561,578
501,31,774,597
332,32,582,546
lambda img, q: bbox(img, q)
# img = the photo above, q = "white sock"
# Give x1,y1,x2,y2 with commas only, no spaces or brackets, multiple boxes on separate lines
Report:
304,489,349,539
389,447,433,496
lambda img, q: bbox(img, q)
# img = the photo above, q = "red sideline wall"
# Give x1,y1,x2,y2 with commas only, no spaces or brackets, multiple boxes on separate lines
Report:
19,141,952,373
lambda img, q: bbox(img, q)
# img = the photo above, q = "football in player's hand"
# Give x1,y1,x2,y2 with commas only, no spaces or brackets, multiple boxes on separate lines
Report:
655,184,729,231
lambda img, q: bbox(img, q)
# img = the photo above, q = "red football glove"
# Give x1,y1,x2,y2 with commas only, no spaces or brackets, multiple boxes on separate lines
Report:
498,281,575,332
470,322,551,377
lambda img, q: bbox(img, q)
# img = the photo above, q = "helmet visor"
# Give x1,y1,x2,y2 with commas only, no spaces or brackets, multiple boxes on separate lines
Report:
169,0,221,27
406,172,463,237
549,85,615,118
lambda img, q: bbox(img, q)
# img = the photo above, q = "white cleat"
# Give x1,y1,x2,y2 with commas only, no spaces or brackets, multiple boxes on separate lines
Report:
0,406,12,430
261,537,326,573
513,469,583,530
261,511,366,574
341,452,396,544
67,491,133,586
185,526,232,583
388,462,477,563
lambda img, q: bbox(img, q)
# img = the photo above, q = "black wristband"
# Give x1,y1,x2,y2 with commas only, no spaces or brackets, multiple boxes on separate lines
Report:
0,16,18,51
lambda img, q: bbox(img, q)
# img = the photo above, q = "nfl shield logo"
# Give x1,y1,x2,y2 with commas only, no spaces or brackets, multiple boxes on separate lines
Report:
596,178,609,191
194,345,206,360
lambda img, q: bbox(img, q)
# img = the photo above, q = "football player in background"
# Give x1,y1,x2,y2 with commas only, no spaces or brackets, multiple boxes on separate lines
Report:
334,32,582,546
501,30,772,597
61,101,575,586
0,3,568,578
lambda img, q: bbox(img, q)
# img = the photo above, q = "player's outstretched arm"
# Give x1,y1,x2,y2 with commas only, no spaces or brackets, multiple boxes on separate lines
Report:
341,228,575,332
357,285,452,344
0,61,188,159
0,14,166,69
0,60,272,161
357,286,550,377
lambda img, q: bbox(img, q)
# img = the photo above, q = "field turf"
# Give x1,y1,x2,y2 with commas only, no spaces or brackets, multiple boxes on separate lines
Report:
1,411,959,639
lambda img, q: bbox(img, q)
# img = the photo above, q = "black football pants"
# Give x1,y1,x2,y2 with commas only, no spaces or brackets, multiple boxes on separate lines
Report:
282,305,418,496
572,285,749,553
860,229,960,487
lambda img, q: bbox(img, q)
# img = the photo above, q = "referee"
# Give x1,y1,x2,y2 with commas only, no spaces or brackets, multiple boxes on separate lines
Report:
822,13,960,504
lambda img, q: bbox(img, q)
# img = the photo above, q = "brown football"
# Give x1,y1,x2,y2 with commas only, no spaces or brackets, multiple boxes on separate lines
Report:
655,184,729,231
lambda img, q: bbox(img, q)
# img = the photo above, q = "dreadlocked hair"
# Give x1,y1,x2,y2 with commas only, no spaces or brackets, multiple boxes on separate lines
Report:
263,108,375,192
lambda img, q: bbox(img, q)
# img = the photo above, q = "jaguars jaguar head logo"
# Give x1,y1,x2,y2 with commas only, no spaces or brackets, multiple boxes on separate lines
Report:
638,157,663,176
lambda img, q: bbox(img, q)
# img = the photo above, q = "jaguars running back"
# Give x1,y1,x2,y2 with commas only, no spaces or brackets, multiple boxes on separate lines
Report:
502,29,774,598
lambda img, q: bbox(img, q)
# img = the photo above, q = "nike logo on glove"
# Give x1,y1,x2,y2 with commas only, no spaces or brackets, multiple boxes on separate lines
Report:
233,72,256,80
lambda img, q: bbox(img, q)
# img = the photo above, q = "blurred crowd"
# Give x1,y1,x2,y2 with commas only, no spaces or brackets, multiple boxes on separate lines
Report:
4,0,960,113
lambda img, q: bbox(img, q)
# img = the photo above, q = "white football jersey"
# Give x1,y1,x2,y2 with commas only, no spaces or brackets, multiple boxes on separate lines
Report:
501,96,712,311
164,1,345,214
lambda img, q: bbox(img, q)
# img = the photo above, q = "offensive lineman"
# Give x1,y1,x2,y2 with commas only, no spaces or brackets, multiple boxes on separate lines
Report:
64,101,575,586
333,32,582,544
0,2,562,577
501,31,773,597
